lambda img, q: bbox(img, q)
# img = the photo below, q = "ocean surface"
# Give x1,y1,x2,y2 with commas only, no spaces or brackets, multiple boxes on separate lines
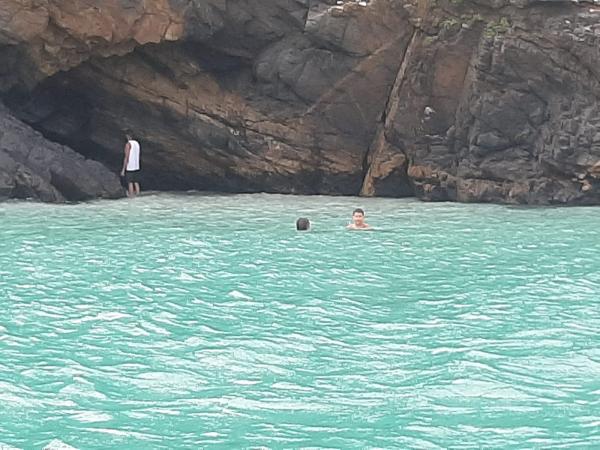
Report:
1,193,599,449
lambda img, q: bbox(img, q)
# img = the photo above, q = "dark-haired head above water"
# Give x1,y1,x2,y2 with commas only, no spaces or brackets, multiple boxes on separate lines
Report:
296,217,310,231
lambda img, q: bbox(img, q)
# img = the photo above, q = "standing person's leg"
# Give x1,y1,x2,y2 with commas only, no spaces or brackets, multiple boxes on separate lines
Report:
128,182,135,196
134,182,140,195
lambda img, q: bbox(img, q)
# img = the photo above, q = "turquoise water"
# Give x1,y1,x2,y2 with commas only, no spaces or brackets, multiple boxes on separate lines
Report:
1,193,600,449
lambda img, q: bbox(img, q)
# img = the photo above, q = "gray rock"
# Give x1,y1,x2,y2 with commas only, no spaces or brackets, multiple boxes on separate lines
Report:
0,102,123,202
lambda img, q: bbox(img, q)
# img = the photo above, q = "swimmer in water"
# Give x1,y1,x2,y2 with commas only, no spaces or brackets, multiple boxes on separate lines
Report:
346,208,372,230
296,217,311,231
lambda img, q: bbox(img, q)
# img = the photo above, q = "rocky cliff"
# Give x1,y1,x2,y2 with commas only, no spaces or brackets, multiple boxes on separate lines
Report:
1,0,599,204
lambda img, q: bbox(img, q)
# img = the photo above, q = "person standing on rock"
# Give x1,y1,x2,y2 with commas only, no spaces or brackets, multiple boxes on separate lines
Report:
121,133,141,197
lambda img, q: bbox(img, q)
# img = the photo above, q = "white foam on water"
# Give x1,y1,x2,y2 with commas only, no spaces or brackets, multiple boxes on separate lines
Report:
232,379,260,385
202,432,222,437
0,442,22,450
228,290,252,300
82,428,153,440
42,439,78,450
96,312,130,321
178,272,195,281
71,411,113,423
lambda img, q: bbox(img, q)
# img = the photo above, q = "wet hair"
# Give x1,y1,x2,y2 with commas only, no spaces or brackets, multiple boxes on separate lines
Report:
296,217,310,231
353,208,365,216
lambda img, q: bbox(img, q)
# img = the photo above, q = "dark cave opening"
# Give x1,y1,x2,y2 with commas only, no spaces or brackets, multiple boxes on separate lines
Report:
0,36,384,198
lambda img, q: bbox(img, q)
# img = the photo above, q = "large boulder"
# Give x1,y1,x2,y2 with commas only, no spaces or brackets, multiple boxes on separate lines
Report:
0,103,123,201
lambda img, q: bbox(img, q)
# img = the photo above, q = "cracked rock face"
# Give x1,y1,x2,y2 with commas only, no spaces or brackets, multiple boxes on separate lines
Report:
361,0,600,204
1,0,600,204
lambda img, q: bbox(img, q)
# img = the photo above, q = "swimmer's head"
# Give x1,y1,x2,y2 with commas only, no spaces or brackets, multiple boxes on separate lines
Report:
296,217,310,231
352,208,365,225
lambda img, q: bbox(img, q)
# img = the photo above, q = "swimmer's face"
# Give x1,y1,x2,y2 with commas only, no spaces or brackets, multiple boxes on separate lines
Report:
352,212,365,225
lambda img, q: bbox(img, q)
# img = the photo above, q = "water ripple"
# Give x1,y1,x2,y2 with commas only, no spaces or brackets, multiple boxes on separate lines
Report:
1,194,600,448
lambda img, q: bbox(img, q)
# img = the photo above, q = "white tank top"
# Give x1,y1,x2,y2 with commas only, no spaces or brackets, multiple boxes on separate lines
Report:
127,140,140,171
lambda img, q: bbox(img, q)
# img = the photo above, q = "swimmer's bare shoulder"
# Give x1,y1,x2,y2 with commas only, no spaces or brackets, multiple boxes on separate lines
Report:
346,223,373,230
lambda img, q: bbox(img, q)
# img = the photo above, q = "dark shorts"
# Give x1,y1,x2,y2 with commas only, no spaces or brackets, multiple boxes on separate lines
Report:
125,170,141,185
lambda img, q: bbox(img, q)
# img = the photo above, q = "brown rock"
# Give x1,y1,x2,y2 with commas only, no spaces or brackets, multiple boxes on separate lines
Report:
1,0,600,205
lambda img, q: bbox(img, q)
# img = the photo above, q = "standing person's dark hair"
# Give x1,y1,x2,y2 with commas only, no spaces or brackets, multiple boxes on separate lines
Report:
296,218,310,231
121,133,142,197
